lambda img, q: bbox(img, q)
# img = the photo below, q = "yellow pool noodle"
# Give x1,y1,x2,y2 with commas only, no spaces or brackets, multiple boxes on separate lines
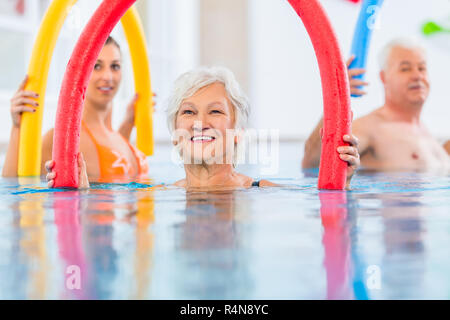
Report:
18,0,77,176
122,6,154,156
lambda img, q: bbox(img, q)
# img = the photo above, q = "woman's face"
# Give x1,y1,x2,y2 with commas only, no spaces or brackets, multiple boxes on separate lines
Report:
85,44,122,108
174,82,236,165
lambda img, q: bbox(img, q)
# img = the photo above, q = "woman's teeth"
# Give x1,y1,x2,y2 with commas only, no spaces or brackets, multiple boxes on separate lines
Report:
99,87,113,91
192,136,214,142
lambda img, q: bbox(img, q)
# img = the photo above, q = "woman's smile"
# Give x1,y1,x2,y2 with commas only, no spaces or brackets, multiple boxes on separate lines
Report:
191,135,216,143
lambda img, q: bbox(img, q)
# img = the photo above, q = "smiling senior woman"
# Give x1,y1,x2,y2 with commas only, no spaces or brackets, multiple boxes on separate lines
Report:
46,66,360,190
167,66,276,189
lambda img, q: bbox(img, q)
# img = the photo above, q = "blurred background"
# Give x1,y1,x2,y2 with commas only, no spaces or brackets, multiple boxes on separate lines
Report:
0,0,449,150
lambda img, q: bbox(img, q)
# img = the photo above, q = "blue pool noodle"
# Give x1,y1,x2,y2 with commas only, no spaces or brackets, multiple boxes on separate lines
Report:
349,0,384,98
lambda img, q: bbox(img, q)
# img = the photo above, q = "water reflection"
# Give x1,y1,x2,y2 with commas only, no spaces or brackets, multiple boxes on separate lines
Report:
81,187,156,299
172,190,251,299
0,167,447,299
14,178,48,299
6,182,157,299
132,189,155,299
19,191,48,299
53,191,89,299
378,192,426,299
351,172,428,299
319,192,353,300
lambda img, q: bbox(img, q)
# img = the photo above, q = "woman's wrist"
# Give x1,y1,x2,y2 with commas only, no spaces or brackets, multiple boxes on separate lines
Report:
120,118,134,129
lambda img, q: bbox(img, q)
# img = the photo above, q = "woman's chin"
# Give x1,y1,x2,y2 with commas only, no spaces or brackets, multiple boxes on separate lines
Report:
184,156,222,165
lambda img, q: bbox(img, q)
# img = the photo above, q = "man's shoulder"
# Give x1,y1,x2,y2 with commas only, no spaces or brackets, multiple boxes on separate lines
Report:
353,108,383,131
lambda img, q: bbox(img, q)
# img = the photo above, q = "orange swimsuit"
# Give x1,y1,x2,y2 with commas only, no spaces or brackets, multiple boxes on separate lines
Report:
82,122,149,183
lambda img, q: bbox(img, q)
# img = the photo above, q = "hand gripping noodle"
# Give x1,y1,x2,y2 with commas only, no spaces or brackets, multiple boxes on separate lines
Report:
349,0,384,97
52,0,136,188
287,0,352,190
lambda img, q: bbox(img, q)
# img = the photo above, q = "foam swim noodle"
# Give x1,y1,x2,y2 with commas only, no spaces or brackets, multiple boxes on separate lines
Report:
349,0,384,98
52,0,136,188
18,0,77,177
287,0,352,190
121,7,154,156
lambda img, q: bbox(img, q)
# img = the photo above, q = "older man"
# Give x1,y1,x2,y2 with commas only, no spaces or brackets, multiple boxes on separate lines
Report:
302,38,450,172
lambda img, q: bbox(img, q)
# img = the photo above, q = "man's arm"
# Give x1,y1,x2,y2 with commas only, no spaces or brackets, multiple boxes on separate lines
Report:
302,56,369,168
302,117,323,168
351,117,371,162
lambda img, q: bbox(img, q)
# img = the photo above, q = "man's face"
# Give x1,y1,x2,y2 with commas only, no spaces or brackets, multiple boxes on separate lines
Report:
382,46,430,107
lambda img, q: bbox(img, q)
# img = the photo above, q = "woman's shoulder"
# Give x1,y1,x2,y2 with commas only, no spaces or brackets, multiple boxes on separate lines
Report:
173,179,187,187
237,173,277,188
255,179,278,187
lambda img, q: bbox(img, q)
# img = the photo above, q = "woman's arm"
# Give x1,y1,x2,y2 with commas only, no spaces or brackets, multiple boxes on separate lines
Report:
118,92,156,141
40,128,54,176
118,94,138,141
2,76,39,177
2,126,21,177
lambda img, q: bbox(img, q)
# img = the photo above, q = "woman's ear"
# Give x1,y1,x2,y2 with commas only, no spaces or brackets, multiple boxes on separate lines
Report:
380,70,386,84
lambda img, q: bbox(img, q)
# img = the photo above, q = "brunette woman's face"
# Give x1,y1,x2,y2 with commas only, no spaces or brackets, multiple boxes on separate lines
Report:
85,44,122,107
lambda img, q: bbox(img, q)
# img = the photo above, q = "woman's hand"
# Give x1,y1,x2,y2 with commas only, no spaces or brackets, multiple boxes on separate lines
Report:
347,55,369,96
122,92,157,127
45,153,90,189
337,134,360,189
10,75,39,128
122,93,139,127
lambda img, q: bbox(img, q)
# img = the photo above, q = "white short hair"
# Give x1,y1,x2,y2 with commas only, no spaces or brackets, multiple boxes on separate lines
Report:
166,66,250,133
378,37,427,71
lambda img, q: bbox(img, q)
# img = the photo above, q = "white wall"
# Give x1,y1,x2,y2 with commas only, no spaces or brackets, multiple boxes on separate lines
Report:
249,0,450,140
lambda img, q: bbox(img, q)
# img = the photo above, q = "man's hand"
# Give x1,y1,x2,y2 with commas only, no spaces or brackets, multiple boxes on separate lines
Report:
347,55,369,96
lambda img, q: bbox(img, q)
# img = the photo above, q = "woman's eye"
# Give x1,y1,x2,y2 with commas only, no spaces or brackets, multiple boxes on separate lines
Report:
112,64,121,71
211,109,222,114
182,110,194,115
94,64,101,70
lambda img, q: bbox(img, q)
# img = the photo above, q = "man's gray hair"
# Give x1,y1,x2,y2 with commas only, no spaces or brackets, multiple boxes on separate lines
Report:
378,37,427,71
166,66,250,133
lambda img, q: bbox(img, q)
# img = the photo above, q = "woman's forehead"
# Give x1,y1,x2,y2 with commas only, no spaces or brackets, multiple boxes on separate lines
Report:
98,44,122,60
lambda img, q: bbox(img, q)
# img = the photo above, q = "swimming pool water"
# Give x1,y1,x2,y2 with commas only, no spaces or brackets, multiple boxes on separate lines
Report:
0,143,449,299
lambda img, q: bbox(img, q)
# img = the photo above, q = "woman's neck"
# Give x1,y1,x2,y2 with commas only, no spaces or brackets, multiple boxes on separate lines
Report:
82,100,113,131
183,163,239,188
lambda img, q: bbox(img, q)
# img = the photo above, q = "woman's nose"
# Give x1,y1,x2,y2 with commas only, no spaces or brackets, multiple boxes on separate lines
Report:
192,113,210,131
100,68,114,81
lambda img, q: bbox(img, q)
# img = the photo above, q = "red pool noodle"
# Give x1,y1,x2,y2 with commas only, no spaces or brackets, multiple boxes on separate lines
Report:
52,0,136,188
287,0,352,190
